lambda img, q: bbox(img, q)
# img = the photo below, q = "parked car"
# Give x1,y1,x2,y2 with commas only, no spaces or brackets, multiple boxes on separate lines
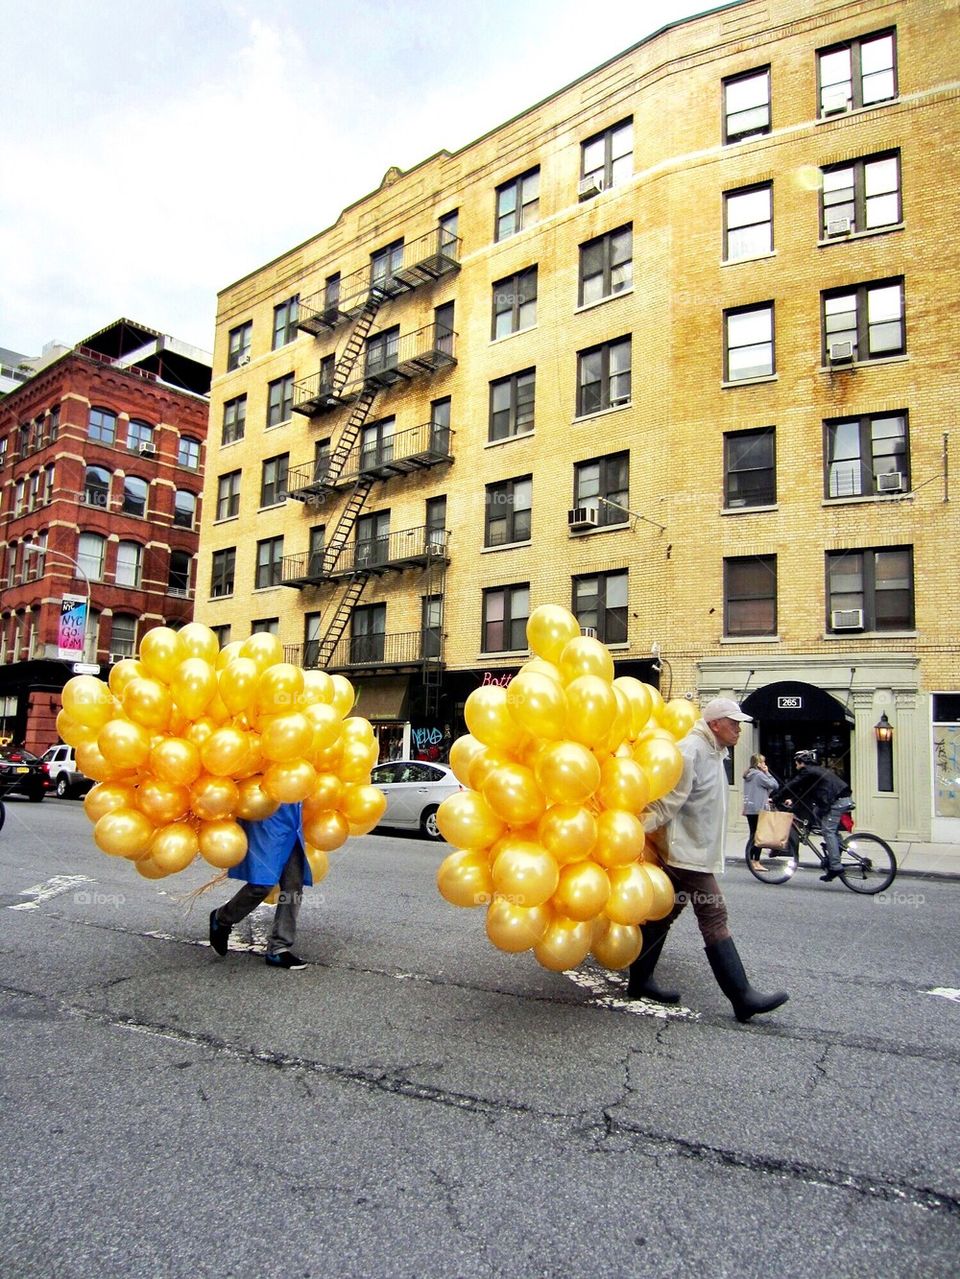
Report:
40,744,93,799
0,745,52,802
369,760,463,841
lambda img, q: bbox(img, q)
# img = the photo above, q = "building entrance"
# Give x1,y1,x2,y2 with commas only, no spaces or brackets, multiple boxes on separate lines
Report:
741,680,853,788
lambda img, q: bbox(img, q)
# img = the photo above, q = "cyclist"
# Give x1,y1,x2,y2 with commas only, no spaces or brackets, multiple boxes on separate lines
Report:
773,750,853,881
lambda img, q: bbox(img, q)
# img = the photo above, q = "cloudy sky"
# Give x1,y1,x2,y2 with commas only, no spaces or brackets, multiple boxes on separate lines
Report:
1,0,715,357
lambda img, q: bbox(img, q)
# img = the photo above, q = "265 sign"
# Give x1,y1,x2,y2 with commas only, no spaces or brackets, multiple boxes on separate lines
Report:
777,695,802,710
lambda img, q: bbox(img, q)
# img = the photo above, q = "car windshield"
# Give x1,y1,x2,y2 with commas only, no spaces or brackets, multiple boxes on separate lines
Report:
1,746,41,763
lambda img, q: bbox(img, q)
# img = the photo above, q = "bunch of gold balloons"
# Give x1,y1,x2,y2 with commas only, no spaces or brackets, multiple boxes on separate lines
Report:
435,604,698,974
58,624,386,883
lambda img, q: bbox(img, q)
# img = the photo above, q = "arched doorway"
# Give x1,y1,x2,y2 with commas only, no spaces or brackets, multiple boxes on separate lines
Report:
741,680,853,787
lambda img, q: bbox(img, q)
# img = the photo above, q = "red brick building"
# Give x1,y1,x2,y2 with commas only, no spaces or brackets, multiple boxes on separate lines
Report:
0,319,211,753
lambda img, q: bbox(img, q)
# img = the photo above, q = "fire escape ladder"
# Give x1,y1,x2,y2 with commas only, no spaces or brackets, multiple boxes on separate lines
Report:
324,386,379,484
317,576,370,668
422,541,448,720
321,477,376,575
331,291,384,396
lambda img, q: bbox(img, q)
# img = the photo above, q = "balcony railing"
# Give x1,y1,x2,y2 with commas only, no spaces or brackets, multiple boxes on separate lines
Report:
279,526,449,587
286,421,453,501
297,228,462,335
285,630,443,672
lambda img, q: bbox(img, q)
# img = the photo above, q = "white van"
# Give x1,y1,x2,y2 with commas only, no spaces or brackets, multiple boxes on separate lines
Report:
40,744,93,799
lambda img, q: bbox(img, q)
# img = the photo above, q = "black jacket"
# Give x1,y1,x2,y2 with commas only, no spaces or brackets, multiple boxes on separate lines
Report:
773,765,851,821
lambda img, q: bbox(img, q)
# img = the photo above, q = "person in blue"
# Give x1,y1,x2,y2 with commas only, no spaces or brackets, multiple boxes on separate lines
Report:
208,802,312,970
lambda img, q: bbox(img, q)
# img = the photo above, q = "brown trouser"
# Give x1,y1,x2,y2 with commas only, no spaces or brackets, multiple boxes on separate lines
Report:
660,863,731,947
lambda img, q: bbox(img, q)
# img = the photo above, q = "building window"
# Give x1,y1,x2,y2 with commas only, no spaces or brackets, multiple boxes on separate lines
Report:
324,273,340,314
222,394,246,445
576,337,631,416
724,555,777,637
88,406,117,445
439,209,459,256
211,624,231,650
827,546,913,631
821,152,901,237
169,550,192,595
115,540,142,588
723,67,771,144
818,29,897,116
371,239,404,288
84,466,110,508
725,303,774,381
573,570,628,644
227,321,252,371
174,489,197,529
351,604,386,664
111,615,137,658
426,495,447,550
251,617,279,635
0,437,7,468
355,511,390,569
482,584,529,653
825,412,909,498
78,532,106,581
422,595,443,660
495,167,539,241
581,117,632,189
492,267,537,339
122,475,148,517
579,225,632,306
178,436,201,469
42,465,54,504
272,296,299,349
217,471,242,520
724,183,773,260
260,454,289,507
724,428,776,508
127,419,154,452
366,326,400,379
490,369,535,442
267,373,294,427
308,525,325,577
303,613,322,667
574,451,629,528
255,536,284,589
357,417,393,471
485,475,532,547
430,397,451,453
822,278,904,363
211,548,236,598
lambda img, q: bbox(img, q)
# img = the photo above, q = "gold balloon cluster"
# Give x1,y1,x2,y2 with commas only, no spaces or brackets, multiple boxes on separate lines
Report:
58,624,386,883
435,605,697,974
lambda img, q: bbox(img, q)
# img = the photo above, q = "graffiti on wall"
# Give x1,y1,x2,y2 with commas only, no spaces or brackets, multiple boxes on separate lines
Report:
934,726,960,819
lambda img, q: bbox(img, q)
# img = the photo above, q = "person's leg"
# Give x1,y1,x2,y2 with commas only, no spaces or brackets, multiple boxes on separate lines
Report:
626,866,687,1002
819,798,849,878
267,843,306,958
210,882,273,956
744,813,759,859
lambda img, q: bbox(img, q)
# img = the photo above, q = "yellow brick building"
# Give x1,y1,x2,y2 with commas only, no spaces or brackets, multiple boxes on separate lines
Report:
197,0,960,843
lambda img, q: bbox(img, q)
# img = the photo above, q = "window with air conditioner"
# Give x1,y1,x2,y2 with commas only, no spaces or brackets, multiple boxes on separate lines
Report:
822,278,904,365
825,412,909,499
573,570,628,645
826,545,913,632
817,29,897,119
574,451,629,529
227,320,252,371
821,151,901,239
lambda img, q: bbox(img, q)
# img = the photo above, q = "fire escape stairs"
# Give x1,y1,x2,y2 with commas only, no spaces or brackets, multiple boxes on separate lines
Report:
316,575,370,668
330,290,384,398
320,477,376,575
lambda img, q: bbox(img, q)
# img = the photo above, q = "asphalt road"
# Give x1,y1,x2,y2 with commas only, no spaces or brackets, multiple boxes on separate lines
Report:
1,797,957,1279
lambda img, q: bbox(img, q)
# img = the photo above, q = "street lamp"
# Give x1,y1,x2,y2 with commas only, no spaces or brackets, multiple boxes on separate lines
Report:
874,711,894,744
22,543,92,662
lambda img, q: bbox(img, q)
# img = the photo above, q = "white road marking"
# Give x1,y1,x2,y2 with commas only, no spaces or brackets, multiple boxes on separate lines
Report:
564,967,700,1019
926,987,960,1004
9,875,95,911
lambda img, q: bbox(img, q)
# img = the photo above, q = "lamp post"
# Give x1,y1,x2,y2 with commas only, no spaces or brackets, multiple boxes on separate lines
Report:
22,544,92,663
874,711,894,744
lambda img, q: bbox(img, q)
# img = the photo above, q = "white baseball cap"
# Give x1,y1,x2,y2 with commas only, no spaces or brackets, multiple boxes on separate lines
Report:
700,697,752,723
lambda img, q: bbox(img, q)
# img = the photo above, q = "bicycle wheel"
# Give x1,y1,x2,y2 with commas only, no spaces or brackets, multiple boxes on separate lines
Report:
838,832,897,894
745,843,798,885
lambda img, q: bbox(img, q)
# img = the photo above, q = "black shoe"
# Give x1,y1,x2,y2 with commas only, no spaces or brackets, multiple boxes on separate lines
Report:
265,952,307,970
209,908,231,956
819,868,841,882
626,917,680,1004
705,936,789,1023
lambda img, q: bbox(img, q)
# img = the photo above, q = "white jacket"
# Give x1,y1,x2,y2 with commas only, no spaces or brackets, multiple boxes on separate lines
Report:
643,720,728,874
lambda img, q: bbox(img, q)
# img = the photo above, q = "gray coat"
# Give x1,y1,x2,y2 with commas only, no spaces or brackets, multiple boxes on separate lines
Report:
742,766,779,815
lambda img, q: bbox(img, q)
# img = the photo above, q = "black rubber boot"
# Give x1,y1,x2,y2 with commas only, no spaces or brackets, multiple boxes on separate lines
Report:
626,917,680,1003
705,936,788,1023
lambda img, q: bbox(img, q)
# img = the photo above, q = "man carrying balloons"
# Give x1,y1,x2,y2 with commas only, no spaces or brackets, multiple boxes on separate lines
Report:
626,698,789,1023
209,802,312,970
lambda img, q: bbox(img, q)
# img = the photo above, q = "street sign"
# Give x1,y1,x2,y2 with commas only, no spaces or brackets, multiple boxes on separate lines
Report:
71,662,101,675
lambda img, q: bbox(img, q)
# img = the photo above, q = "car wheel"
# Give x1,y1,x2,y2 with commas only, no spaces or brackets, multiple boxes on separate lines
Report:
421,807,443,841
28,788,45,803
56,776,70,799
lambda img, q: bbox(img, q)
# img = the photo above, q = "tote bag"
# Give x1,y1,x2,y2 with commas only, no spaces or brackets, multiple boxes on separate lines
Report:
754,809,794,852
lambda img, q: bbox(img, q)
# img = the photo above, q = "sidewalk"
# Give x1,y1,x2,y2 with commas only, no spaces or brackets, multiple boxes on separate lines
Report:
724,826,960,882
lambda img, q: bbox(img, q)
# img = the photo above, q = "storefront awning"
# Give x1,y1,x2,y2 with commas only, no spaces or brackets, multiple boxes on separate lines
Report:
350,676,410,722
742,680,854,725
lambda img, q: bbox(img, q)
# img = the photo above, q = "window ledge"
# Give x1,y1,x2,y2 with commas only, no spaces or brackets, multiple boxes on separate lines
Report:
478,649,530,661
822,492,913,507
491,324,537,345
721,251,776,267
814,97,899,126
573,402,631,424
568,520,629,536
721,503,778,516
822,629,917,641
720,635,780,644
482,540,532,554
258,501,286,512
818,354,907,373
209,593,235,602
214,514,239,526
721,374,777,389
484,430,535,450
265,419,292,432
817,223,903,247
574,287,634,316
220,436,244,449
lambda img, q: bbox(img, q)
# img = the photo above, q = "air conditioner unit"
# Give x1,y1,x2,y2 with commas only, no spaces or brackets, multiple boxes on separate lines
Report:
826,215,853,237
828,340,855,364
831,608,864,630
237,354,251,367
138,442,157,456
568,507,599,530
578,173,605,200
581,627,598,639
822,89,850,116
877,471,904,493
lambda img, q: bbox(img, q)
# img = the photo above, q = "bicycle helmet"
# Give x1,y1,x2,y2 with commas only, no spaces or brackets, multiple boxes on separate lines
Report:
794,749,817,765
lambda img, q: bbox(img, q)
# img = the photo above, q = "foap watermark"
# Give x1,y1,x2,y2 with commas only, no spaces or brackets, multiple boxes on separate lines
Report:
74,889,125,909
874,889,925,908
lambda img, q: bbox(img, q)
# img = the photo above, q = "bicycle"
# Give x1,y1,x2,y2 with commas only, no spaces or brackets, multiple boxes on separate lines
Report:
746,809,897,894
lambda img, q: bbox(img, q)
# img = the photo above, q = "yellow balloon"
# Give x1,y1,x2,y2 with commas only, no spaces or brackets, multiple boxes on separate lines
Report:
437,848,495,908
262,758,318,803
485,897,551,953
200,725,249,777
149,822,200,874
176,622,220,666
613,676,654,740
257,663,305,716
303,702,342,754
190,774,240,821
135,857,169,879
305,845,330,882
216,639,245,669
56,709,97,748
240,631,284,672
341,716,375,747
506,671,568,740
637,863,676,921
149,736,202,787
605,862,655,926
122,677,173,732
303,808,349,852
644,682,665,720
534,916,594,972
304,773,344,813
436,791,505,849
481,762,546,828
591,918,643,969
533,740,601,805
108,659,145,698
94,808,156,859
491,838,559,908
592,808,645,868
338,738,378,783
185,716,217,748
84,781,138,823
661,698,699,740
299,669,335,707
558,635,615,685
526,604,581,664
537,803,597,865
62,675,115,730
597,756,650,815
564,675,618,747
198,819,248,868
449,734,486,787
518,657,563,683
464,685,519,752
338,783,387,833
76,740,127,783
634,737,684,802
235,775,280,821
467,747,512,793
235,731,263,779
98,719,152,770
551,859,610,920
329,673,356,718
136,778,191,825
138,627,182,683
218,657,260,715
260,712,313,763
170,658,217,720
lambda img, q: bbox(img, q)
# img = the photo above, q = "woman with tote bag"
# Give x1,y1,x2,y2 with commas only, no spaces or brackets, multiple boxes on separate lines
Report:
742,754,779,860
